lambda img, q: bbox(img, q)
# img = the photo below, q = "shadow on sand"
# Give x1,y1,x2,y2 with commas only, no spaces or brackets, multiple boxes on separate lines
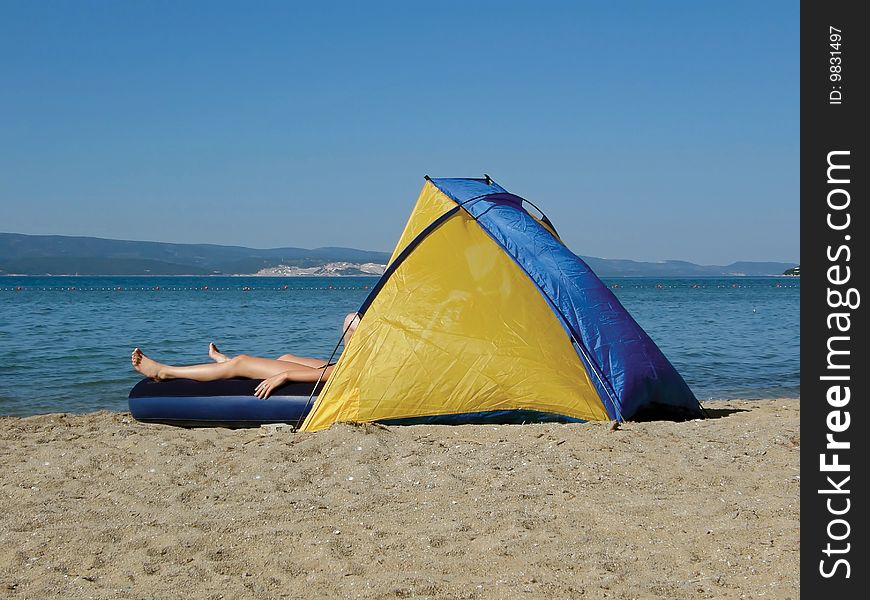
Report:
630,404,749,422
700,406,749,420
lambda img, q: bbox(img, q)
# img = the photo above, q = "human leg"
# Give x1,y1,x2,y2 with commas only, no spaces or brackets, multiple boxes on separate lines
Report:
207,342,326,369
132,348,315,382
275,353,330,368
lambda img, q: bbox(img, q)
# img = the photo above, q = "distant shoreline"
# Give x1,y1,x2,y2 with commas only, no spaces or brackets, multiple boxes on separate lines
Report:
1,232,798,277
0,273,798,278
0,273,383,278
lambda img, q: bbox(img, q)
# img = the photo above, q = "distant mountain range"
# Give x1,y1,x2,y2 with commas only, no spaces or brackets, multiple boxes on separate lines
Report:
579,257,799,277
0,233,391,276
0,232,798,277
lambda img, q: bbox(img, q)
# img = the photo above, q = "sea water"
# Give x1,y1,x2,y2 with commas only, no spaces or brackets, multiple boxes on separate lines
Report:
0,276,799,416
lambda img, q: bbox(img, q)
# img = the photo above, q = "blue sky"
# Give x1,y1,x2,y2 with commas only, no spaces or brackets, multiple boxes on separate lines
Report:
0,1,798,264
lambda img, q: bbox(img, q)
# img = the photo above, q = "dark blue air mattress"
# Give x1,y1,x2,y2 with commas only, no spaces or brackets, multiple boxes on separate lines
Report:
128,378,321,428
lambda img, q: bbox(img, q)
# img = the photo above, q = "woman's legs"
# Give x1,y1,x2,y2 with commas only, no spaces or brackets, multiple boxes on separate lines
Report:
206,343,327,368
274,353,330,368
132,348,325,382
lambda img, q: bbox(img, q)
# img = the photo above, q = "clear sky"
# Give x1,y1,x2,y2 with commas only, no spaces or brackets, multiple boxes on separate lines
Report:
0,1,798,265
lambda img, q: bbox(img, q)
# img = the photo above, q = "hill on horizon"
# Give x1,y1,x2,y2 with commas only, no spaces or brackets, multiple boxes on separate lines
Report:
0,232,798,277
0,233,391,276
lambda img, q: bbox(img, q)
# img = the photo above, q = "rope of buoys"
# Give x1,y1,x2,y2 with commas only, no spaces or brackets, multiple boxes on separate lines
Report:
0,282,798,292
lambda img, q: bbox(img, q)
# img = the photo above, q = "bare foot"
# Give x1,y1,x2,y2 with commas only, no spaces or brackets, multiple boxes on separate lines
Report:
209,342,230,363
132,348,165,380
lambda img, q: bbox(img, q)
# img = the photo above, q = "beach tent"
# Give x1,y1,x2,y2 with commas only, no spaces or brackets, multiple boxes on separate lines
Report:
300,177,701,431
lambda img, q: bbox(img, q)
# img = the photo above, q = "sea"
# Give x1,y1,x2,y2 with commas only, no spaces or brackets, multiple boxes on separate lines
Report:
0,276,799,416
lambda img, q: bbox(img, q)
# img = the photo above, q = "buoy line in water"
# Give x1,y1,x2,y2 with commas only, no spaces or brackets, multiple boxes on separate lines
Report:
608,283,799,290
2,283,798,292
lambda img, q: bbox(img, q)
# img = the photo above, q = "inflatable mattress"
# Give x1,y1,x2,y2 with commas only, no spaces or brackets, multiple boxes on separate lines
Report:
128,378,322,428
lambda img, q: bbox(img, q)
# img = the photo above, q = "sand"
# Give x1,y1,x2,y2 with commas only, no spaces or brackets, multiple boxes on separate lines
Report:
0,399,799,599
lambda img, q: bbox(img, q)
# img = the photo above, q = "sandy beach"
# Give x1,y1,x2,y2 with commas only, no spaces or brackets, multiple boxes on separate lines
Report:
0,399,799,599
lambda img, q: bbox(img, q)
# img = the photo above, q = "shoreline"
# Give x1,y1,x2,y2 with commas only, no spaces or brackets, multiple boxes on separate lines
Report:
1,399,799,598
0,273,384,278
1,274,799,278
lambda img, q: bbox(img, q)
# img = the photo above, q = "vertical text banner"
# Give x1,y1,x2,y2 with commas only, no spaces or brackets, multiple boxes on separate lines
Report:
802,0,868,595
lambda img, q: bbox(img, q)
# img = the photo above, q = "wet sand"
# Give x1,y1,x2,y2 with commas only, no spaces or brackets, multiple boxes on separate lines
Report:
0,399,799,599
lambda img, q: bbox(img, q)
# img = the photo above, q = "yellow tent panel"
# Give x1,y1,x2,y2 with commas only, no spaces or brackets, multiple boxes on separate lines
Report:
301,205,608,431
387,180,456,265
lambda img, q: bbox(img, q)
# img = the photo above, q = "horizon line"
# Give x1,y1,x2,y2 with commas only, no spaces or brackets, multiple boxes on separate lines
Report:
0,231,799,266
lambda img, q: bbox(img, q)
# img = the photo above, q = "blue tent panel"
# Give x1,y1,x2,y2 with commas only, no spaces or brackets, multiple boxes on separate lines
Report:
430,177,699,420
